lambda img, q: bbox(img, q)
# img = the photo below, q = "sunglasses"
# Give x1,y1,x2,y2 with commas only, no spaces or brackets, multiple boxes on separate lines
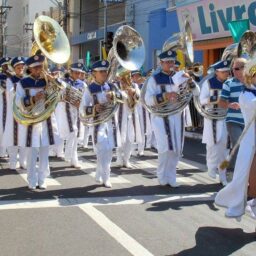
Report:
232,66,244,71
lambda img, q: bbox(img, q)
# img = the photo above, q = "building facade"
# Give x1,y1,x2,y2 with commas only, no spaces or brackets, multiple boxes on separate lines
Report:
2,0,62,57
70,0,125,64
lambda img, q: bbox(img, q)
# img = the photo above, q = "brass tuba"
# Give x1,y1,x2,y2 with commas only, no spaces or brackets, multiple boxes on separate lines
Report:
80,25,145,126
194,30,256,120
13,15,71,125
140,20,198,116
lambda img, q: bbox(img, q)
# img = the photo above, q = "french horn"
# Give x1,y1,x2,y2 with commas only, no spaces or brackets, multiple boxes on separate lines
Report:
13,15,71,125
140,20,198,116
80,25,145,126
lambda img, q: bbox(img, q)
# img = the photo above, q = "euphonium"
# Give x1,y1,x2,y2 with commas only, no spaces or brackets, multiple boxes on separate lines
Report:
13,15,71,125
80,25,145,126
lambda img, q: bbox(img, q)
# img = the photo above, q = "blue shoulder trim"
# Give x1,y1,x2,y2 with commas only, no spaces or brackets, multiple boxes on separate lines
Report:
88,82,103,94
154,71,173,85
209,76,223,90
243,87,256,96
0,73,7,80
20,77,47,89
11,75,21,83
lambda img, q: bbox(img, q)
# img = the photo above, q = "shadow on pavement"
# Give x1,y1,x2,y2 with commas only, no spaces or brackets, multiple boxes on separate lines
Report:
146,200,218,212
170,227,256,256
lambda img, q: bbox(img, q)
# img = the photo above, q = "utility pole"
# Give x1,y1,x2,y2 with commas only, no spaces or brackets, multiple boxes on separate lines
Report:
0,4,12,57
63,0,68,33
103,0,107,45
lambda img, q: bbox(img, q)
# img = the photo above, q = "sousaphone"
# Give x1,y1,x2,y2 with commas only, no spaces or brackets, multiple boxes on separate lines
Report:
80,25,145,126
13,15,71,125
140,20,197,116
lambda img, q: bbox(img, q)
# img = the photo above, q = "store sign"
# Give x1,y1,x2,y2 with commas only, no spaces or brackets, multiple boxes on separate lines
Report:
99,0,123,3
177,0,256,41
87,31,97,40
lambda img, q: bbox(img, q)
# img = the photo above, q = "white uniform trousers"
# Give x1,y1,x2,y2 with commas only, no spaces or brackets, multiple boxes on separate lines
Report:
138,132,152,155
206,139,228,173
0,146,6,157
95,139,113,183
116,139,133,166
27,147,50,187
65,132,78,166
7,146,27,169
157,150,179,185
55,139,64,158
83,126,92,148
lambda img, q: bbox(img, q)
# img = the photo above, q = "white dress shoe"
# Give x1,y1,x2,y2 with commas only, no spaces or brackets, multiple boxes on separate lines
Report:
158,180,168,186
95,177,103,184
104,180,112,188
208,169,217,179
124,162,133,168
71,162,83,169
169,182,180,188
114,160,124,167
38,182,47,190
246,205,256,219
219,170,228,186
28,185,36,190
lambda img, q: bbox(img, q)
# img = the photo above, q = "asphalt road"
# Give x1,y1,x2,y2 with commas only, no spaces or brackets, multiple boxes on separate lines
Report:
0,138,255,256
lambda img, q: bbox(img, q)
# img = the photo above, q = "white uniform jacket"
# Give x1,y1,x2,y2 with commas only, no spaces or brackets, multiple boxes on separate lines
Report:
215,87,256,212
15,76,61,148
117,82,142,145
144,71,185,154
2,76,25,147
136,82,152,140
55,78,86,139
80,81,123,150
200,76,227,146
0,73,8,145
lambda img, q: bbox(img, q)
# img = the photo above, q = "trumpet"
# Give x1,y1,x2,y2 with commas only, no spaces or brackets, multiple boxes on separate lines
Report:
186,63,203,77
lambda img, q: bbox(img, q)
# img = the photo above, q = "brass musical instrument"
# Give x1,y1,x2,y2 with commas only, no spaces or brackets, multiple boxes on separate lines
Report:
80,25,145,126
186,63,204,77
13,15,71,125
194,30,256,121
140,20,198,116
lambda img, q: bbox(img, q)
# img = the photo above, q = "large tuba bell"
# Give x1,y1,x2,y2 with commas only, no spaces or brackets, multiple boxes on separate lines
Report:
80,25,145,126
13,15,71,125
140,20,197,116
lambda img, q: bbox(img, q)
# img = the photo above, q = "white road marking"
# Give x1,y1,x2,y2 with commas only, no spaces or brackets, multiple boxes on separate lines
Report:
79,205,154,256
16,169,61,186
0,193,215,210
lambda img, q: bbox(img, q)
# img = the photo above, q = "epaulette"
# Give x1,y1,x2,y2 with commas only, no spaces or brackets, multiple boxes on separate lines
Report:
0,73,7,81
11,75,21,84
88,82,103,94
208,76,223,90
20,76,47,89
154,71,174,85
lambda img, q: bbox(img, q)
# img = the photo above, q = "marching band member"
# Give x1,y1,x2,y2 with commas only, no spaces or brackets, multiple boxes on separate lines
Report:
50,66,66,158
115,69,142,167
144,50,193,187
131,70,152,156
2,57,27,170
57,63,86,168
200,60,231,186
15,54,61,189
215,58,256,219
80,60,123,188
0,57,11,157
